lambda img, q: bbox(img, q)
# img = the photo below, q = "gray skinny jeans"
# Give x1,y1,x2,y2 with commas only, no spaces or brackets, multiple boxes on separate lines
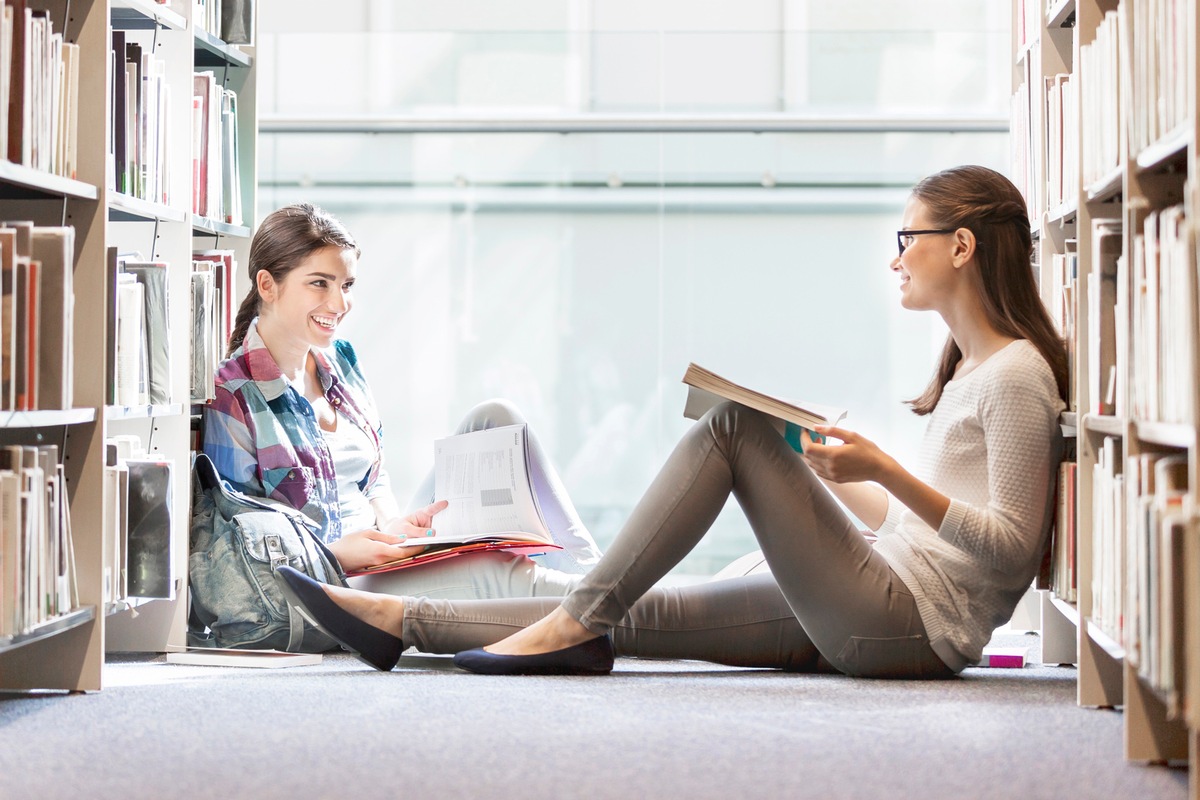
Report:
401,402,955,679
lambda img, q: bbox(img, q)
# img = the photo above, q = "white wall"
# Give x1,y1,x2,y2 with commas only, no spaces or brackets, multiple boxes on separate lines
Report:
256,0,1008,573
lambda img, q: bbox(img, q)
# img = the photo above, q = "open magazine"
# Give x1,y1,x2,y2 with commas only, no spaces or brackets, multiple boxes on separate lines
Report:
348,424,560,576
681,363,847,430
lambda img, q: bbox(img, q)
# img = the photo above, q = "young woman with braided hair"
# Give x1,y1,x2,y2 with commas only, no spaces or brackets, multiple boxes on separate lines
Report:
277,165,1069,678
202,203,603,612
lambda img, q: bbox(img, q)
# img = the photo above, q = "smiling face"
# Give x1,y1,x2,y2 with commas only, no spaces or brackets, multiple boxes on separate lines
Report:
891,196,962,313
258,245,357,351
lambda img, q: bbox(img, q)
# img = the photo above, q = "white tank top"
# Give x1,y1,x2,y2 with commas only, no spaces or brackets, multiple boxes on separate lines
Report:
322,410,377,533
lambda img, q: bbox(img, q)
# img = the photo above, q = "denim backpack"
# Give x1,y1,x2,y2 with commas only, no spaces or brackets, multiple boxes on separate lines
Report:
188,453,347,652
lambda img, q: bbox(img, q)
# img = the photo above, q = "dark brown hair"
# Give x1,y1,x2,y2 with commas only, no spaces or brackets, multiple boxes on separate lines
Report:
905,165,1068,415
227,203,361,356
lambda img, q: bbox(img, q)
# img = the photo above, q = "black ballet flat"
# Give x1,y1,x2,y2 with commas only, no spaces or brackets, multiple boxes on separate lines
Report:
276,565,404,672
452,635,614,676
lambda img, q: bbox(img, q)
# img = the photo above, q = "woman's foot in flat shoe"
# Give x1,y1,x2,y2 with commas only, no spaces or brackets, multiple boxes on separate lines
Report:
275,566,405,671
455,635,614,676
483,606,601,657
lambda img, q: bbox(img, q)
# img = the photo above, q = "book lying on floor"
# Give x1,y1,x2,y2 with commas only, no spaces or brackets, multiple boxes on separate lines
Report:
681,363,848,431
973,646,1028,668
165,647,323,668
347,424,560,577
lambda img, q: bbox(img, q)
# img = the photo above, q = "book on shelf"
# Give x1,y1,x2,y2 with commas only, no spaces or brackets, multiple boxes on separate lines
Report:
122,261,171,406
124,457,174,599
193,249,236,348
0,220,68,413
1087,221,1122,416
191,73,242,224
1125,452,1188,710
166,646,322,669
348,424,561,577
681,362,847,431
106,252,173,408
219,88,242,225
101,438,175,605
1126,0,1188,154
4,220,36,412
1079,10,1123,188
1130,205,1195,425
2,2,78,179
1049,458,1077,603
1091,435,1125,643
189,266,217,402
0,443,77,638
220,0,255,45
193,0,256,45
1049,251,1078,413
108,38,171,204
30,226,73,410
102,441,128,604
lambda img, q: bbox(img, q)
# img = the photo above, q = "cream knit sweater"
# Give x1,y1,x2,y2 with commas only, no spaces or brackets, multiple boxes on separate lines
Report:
874,340,1065,672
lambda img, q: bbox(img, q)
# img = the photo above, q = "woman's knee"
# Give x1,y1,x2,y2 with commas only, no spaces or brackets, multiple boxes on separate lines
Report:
458,398,527,432
701,400,780,442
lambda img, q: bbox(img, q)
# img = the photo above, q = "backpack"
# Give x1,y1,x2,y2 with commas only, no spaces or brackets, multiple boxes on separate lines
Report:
187,453,347,652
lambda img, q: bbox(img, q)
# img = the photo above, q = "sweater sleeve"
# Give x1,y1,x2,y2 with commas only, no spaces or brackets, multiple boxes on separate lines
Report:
935,355,1062,574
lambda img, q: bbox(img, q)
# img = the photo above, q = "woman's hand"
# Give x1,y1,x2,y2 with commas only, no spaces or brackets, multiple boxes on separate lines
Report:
800,426,897,485
327,527,434,573
379,500,450,539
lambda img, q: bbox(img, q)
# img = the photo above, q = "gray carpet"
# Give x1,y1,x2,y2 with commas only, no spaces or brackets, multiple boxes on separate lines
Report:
0,632,1189,800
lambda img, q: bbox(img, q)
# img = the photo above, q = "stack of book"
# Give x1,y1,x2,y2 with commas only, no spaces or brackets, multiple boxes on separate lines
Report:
192,73,242,226
1124,452,1189,716
1043,73,1077,213
190,249,236,402
103,435,174,606
1079,10,1123,189
106,249,171,408
0,221,74,412
1129,205,1196,425
1126,0,1188,154
0,443,77,637
193,0,255,44
1048,251,1078,413
1051,458,1077,603
1091,435,1125,645
109,32,172,205
1,3,80,179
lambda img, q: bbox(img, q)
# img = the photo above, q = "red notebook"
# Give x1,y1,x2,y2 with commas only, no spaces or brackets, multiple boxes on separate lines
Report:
346,540,561,577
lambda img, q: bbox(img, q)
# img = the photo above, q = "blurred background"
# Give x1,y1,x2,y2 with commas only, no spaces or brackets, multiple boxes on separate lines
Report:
255,0,1011,574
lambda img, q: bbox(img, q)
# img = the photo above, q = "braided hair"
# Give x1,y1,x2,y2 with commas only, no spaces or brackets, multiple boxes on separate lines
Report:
227,203,361,357
905,165,1068,415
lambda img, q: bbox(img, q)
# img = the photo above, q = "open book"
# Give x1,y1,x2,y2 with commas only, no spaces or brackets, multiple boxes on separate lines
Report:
348,424,560,576
682,363,847,430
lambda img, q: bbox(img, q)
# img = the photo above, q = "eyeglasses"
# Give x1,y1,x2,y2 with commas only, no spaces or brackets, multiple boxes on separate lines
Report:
896,229,956,257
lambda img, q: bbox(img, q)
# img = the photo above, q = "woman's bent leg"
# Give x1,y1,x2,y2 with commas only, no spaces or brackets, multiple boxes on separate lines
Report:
552,402,950,678
348,551,580,600
405,399,601,572
402,573,824,670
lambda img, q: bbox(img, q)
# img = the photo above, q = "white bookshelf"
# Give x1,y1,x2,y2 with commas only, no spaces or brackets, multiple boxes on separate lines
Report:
0,0,256,690
1013,0,1198,791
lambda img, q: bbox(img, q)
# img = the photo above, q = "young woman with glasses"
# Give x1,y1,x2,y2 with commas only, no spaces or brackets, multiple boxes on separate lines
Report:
276,165,1069,679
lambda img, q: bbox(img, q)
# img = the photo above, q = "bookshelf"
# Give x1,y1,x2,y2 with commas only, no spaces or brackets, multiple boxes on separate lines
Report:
0,0,255,691
1013,0,1198,790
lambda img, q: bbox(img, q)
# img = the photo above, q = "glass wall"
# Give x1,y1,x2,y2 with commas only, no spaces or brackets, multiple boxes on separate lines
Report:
256,0,1011,574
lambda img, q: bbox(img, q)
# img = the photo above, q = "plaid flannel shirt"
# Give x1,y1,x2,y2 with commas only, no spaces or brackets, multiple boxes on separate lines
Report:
201,318,392,543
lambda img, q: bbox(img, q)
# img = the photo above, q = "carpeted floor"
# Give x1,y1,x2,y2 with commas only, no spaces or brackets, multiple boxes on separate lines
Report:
0,631,1190,800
